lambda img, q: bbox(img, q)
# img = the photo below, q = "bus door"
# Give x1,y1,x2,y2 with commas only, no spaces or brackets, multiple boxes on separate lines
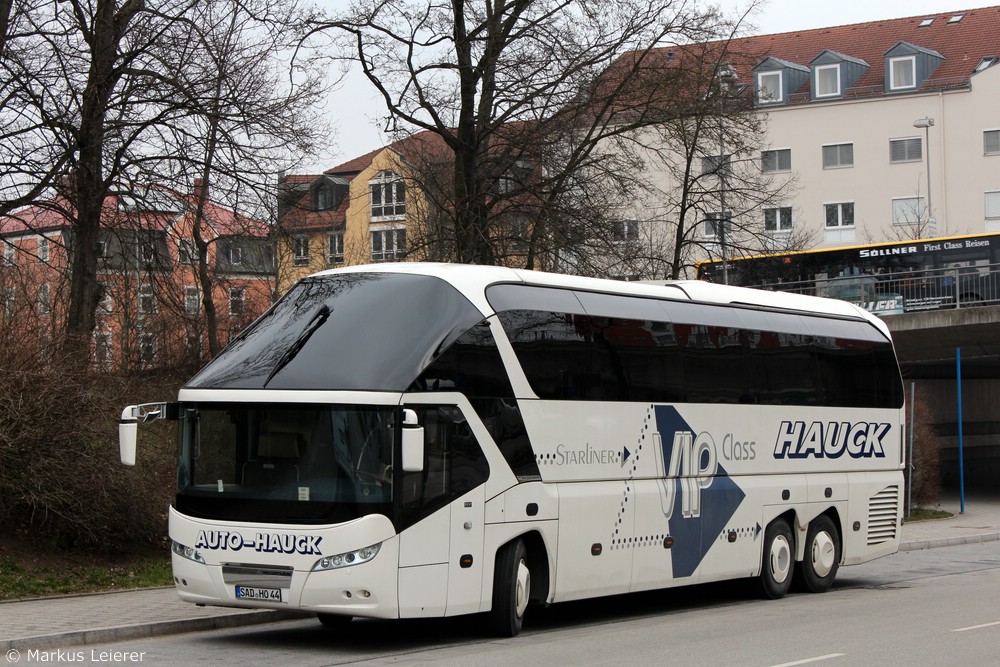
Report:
396,400,490,618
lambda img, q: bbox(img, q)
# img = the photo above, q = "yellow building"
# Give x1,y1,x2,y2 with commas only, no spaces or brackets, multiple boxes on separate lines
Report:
276,134,440,294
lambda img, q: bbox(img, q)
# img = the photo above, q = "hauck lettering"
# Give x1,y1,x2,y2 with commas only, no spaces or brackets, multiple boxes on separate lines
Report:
773,421,890,459
194,530,323,555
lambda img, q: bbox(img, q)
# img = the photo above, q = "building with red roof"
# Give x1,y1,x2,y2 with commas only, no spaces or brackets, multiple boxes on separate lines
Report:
628,5,1000,263
0,181,274,369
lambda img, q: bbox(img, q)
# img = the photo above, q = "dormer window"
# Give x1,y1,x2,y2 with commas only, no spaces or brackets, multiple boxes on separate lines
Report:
314,184,334,211
884,42,943,94
815,64,841,97
757,71,783,103
889,56,916,90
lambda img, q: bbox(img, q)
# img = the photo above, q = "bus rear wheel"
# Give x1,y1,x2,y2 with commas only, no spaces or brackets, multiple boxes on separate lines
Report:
798,515,840,593
489,538,530,637
758,518,794,599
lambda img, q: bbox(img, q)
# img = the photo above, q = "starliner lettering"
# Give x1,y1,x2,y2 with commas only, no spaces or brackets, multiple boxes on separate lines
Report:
773,421,890,459
555,442,620,465
194,530,323,555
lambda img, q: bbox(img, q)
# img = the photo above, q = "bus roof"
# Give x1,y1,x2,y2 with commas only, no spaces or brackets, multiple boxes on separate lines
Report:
313,262,887,336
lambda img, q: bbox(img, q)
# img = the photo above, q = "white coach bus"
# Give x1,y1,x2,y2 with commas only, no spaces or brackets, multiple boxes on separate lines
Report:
119,263,905,636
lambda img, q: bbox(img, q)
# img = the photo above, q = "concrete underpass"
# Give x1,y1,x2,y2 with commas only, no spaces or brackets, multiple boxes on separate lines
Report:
884,306,1000,492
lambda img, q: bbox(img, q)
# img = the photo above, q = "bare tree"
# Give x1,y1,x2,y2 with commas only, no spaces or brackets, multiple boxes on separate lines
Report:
1,0,329,362
144,0,330,355
313,0,746,268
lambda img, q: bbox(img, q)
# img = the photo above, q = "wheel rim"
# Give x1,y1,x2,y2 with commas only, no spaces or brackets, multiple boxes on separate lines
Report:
515,558,530,619
810,530,836,578
769,534,792,584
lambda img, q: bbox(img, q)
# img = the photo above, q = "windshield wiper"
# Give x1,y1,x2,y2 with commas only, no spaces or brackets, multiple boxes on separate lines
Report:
263,304,331,387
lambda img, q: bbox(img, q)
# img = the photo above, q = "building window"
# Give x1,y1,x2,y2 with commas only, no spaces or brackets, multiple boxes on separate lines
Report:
371,227,406,262
822,143,854,169
701,154,731,176
314,184,334,211
4,242,15,267
139,239,156,264
889,56,916,90
757,71,782,103
892,196,926,225
764,207,793,232
97,283,112,314
228,245,243,265
184,286,200,316
761,149,791,173
3,287,16,318
229,287,245,316
985,130,1000,156
370,171,406,219
613,220,639,244
703,211,732,239
93,331,113,369
138,333,157,368
38,283,50,316
178,238,197,265
327,232,344,265
825,202,855,228
890,137,922,163
293,236,309,266
815,64,840,97
986,191,1000,219
38,237,50,263
138,284,156,314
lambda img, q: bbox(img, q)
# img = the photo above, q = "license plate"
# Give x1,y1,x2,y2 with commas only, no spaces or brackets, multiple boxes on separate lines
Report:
235,586,283,602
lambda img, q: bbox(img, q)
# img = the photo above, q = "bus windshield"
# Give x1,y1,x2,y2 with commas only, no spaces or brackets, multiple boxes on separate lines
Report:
175,403,396,525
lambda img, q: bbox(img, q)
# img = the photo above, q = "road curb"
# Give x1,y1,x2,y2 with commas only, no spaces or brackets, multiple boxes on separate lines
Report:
1,609,310,653
899,532,1000,552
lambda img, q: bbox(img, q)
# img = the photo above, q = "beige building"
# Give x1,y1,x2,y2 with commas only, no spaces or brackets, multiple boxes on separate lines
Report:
628,6,1000,276
276,135,438,293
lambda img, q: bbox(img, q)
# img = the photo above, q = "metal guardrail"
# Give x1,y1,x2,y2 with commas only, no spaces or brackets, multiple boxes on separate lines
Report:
750,264,1000,316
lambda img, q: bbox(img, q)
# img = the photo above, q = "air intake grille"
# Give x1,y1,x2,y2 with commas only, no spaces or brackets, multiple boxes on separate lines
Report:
867,485,900,545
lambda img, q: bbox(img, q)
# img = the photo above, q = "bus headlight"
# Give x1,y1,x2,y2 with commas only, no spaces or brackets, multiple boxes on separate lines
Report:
171,540,206,564
312,543,381,571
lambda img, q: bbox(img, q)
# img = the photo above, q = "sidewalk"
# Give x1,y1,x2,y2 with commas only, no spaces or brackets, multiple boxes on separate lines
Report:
3,496,999,653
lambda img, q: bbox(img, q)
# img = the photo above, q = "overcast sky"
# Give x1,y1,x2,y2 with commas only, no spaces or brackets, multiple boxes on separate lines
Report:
311,0,996,171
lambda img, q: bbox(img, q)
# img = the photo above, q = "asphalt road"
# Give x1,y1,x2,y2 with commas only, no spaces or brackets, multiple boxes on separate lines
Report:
65,541,1000,666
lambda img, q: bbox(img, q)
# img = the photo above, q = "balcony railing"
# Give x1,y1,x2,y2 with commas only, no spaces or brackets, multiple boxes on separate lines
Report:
749,263,1000,316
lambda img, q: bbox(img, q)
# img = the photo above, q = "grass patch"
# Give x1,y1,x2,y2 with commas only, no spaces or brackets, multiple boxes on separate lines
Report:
906,507,953,522
0,554,172,601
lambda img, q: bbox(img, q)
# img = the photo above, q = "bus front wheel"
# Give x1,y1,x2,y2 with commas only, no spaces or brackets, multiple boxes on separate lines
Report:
798,515,840,593
489,538,530,637
758,518,794,599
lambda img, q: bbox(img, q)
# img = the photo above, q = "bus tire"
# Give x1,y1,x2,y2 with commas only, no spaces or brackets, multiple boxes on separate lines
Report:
317,613,352,629
489,538,530,637
799,515,840,593
758,518,794,599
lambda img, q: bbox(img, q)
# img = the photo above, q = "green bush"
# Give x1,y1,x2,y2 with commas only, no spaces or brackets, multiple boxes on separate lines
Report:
0,352,183,550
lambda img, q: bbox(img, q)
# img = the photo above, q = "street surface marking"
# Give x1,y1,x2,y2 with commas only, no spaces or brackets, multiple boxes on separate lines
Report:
770,653,846,667
951,620,1000,632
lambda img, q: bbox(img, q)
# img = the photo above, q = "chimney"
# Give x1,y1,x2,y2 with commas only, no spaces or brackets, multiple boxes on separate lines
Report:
193,178,208,200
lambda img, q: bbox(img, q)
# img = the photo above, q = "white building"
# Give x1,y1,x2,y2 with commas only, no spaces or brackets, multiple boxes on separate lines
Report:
628,5,1000,277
